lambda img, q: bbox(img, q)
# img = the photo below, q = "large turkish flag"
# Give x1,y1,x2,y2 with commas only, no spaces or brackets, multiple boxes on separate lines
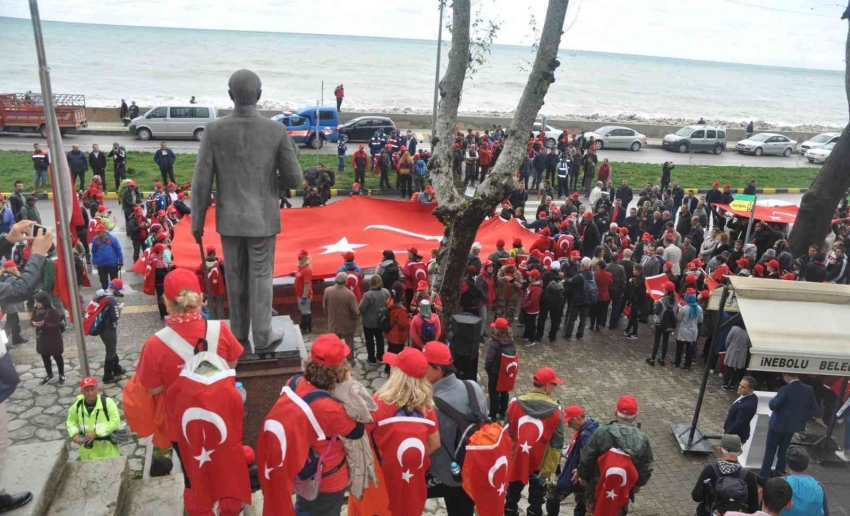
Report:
169,197,537,280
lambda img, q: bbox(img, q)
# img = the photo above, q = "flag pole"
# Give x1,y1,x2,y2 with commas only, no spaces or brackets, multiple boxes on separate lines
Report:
28,0,89,376
743,194,757,243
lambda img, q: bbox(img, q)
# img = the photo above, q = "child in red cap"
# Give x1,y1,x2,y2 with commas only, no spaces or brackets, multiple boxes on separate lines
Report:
484,317,517,420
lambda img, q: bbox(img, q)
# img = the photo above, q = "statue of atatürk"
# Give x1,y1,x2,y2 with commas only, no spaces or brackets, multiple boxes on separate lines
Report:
191,69,302,350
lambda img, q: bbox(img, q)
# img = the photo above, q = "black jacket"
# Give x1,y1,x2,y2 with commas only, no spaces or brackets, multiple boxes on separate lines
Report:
805,261,827,283
9,192,25,223
88,151,107,174
724,394,758,444
66,150,88,174
579,222,600,257
691,460,759,516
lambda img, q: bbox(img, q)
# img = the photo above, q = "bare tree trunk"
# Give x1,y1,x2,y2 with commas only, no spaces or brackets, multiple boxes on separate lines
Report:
789,20,850,255
431,0,570,330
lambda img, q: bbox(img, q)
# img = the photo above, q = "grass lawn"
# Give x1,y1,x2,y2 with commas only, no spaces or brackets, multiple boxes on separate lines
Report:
0,150,819,192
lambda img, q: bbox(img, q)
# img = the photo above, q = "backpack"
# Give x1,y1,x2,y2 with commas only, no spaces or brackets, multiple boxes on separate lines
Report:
659,300,677,332
377,305,391,332
581,272,598,305
432,380,487,466
419,315,437,342
380,262,401,290
710,464,750,514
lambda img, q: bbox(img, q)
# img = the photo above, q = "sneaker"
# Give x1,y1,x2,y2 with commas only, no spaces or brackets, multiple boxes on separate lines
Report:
626,334,638,340
58,375,66,385
645,358,655,367
835,450,850,462
523,340,536,347
0,490,34,513
622,331,630,337
40,375,54,386
367,358,378,365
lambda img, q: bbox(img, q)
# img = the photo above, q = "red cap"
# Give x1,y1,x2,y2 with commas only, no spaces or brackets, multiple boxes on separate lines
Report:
512,238,522,246
530,249,541,257
96,193,104,200
551,207,561,217
684,274,697,284
583,211,593,219
754,264,764,274
343,251,355,261
496,239,505,247
560,221,570,230
425,185,435,194
767,259,780,269
178,192,186,200
724,183,731,189
206,246,216,254
616,395,638,419
108,278,124,291
664,281,676,292
736,257,749,267
298,249,309,259
2,260,15,269
152,243,166,253
540,228,551,236
782,272,796,280
423,341,453,365
527,269,541,279
417,280,429,291
167,182,177,189
664,261,673,270
164,268,201,300
619,227,629,235
490,317,510,329
685,288,696,295
570,192,580,199
570,250,581,259
533,367,564,386
359,144,365,149
157,209,166,217
641,233,652,242
128,180,136,187
564,405,584,420
504,257,516,267
383,347,429,379
407,247,418,255
156,232,168,242
155,182,164,188
311,334,351,367
80,376,98,389
712,181,719,188
97,205,108,213
352,182,360,189
95,223,107,233
700,290,710,299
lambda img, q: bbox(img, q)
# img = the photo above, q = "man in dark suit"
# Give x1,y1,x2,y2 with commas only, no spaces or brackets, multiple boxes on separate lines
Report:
759,372,817,482
724,376,759,445
609,198,626,227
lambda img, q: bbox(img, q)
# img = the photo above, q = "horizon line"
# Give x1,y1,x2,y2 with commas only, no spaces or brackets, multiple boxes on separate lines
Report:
0,15,843,74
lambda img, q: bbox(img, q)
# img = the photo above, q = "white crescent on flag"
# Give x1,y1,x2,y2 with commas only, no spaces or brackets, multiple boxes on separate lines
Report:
506,362,518,378
181,407,228,468
517,415,544,442
262,419,287,480
396,437,426,469
604,466,628,487
487,455,509,488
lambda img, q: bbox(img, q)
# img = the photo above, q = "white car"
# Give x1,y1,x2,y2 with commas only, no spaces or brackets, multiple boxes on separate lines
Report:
532,122,562,148
799,132,840,155
805,142,835,164
735,133,797,157
582,126,648,151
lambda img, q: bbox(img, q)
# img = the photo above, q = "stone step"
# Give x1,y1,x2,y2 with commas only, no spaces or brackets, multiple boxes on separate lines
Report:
46,456,129,516
119,474,184,516
1,440,68,516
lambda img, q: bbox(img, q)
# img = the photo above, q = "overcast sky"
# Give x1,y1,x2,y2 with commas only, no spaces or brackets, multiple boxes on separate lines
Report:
1,0,846,70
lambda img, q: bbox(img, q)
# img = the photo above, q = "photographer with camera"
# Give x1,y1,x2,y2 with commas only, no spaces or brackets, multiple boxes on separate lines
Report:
1,220,55,513
65,377,122,461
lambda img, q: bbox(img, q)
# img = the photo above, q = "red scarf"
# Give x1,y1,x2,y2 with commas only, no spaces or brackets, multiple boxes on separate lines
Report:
164,310,204,327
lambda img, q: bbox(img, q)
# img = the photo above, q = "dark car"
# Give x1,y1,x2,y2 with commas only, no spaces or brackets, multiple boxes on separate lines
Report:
338,116,397,142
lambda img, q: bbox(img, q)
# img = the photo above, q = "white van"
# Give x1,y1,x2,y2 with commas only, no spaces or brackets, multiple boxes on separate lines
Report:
129,105,217,141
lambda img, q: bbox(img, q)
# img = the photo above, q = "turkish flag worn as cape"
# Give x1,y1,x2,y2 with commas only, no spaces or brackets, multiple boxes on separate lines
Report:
165,354,251,513
714,202,798,224
506,399,562,484
461,424,513,516
593,448,638,516
169,197,538,279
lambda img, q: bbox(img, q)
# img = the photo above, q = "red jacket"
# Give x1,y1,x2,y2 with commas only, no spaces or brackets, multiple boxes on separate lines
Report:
479,147,493,166
595,269,613,302
529,236,553,255
410,312,442,349
383,303,410,345
522,282,543,314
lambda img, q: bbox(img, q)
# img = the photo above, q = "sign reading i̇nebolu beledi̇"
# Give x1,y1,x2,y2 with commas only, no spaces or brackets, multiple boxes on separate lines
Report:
749,353,850,375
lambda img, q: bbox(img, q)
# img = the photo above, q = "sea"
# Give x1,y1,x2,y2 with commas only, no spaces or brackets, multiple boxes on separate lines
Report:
0,16,846,129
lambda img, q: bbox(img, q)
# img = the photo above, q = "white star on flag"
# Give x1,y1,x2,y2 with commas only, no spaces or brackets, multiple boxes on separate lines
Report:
497,483,506,496
520,441,532,454
320,237,368,255
401,469,413,483
194,447,215,468
606,489,617,499
211,278,218,284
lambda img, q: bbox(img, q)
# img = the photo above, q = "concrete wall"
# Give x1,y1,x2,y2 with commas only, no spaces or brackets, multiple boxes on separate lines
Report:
87,107,823,143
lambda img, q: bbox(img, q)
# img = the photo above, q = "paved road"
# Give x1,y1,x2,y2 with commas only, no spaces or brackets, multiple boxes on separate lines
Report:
0,131,821,168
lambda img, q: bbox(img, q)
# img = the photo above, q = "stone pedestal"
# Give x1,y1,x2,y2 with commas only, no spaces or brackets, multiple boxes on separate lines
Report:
233,316,306,446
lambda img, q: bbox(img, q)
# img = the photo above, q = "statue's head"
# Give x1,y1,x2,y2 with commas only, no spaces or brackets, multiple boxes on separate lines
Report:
228,69,262,107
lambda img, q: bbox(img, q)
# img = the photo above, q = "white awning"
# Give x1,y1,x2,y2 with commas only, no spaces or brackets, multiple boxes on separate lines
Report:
727,276,850,376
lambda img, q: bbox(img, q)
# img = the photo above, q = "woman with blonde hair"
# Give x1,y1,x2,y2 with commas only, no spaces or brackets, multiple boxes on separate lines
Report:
369,348,440,516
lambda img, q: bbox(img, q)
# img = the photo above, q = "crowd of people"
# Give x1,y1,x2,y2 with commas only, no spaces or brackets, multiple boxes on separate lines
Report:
2,123,850,516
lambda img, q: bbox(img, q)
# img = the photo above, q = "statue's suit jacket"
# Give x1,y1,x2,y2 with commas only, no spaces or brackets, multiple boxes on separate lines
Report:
191,106,302,237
